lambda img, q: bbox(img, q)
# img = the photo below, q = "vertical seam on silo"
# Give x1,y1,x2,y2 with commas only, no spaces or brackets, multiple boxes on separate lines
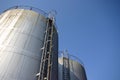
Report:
13,10,25,46
22,10,34,50
19,10,30,49
23,11,39,50
16,52,25,80
12,10,26,46
12,52,22,79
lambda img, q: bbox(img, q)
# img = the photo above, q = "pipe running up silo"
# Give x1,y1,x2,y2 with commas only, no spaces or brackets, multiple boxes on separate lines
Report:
58,51,87,80
0,6,58,80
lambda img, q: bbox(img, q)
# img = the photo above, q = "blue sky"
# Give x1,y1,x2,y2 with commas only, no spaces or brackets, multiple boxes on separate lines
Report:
0,0,120,80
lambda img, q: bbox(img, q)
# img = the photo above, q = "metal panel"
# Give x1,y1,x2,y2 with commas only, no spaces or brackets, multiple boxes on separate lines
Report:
69,59,87,80
58,57,87,80
0,9,47,80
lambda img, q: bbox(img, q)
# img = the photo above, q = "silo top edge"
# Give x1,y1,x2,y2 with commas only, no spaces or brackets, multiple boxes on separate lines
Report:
3,5,48,17
2,5,59,34
58,52,84,67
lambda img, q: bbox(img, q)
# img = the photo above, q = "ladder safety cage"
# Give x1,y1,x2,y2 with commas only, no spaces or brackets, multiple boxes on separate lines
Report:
62,51,70,80
37,18,54,80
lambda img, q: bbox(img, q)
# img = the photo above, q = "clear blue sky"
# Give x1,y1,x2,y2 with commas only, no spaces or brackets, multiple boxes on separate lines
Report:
0,0,120,80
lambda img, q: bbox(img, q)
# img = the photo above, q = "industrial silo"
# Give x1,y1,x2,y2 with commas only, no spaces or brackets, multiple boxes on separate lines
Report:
0,6,58,80
58,52,87,80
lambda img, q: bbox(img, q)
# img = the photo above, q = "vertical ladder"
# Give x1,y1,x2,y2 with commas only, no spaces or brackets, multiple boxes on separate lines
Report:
63,51,70,80
47,19,54,80
37,18,54,80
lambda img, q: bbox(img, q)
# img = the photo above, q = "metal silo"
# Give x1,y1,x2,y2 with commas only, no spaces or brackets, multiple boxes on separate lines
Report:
0,6,58,80
58,51,87,80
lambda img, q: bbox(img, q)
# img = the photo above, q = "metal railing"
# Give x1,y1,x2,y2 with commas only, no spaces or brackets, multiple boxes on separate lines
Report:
3,5,48,17
59,51,84,67
2,5,59,32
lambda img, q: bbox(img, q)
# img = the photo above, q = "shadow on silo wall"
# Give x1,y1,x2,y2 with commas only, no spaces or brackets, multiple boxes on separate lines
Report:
50,26,58,80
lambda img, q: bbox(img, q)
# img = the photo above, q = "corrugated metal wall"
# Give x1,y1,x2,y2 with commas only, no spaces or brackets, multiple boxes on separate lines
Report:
0,9,47,80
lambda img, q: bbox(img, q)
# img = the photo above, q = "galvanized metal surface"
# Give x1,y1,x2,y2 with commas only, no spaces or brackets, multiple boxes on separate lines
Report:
0,9,47,80
58,57,87,80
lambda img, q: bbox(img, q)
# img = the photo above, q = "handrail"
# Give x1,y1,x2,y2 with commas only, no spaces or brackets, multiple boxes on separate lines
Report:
2,5,59,32
3,5,48,17
59,51,84,67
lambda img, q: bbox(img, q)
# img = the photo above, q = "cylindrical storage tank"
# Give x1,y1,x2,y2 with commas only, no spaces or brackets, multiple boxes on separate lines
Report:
58,55,87,80
0,6,58,80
